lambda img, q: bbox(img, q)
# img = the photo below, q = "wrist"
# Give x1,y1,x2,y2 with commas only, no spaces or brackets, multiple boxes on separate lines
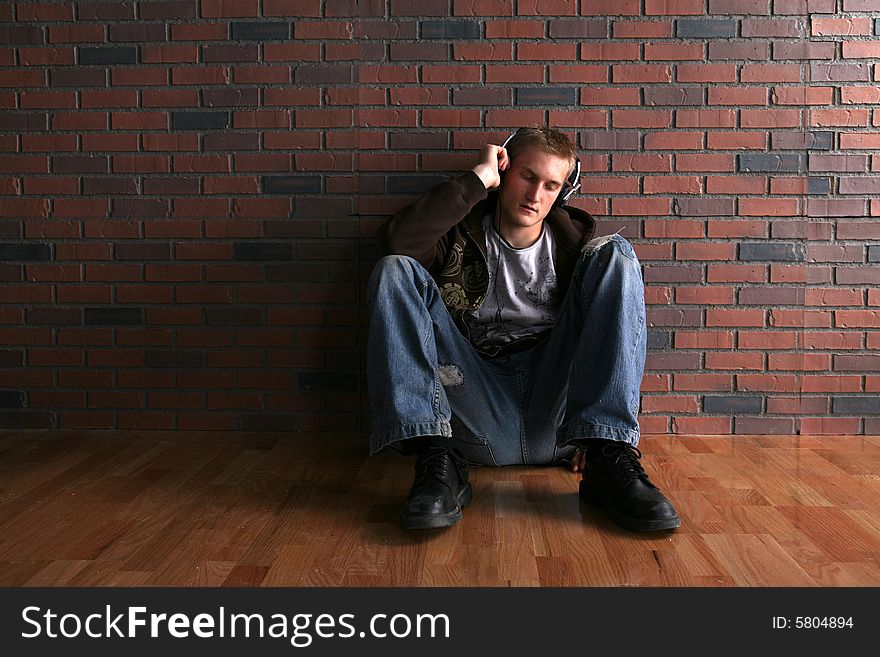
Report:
471,164,495,189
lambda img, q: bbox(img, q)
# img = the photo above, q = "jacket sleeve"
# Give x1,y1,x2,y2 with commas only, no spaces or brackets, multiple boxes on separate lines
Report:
377,170,489,270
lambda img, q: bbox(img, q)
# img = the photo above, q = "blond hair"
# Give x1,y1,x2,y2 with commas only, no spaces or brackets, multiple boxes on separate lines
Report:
504,127,577,181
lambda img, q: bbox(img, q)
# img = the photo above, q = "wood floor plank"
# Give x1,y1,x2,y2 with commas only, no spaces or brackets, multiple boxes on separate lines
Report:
0,431,879,586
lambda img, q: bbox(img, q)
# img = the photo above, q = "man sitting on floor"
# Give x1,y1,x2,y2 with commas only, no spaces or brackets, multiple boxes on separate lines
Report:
366,127,679,533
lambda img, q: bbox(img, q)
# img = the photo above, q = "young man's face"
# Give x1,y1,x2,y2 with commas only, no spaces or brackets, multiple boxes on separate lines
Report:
497,146,572,231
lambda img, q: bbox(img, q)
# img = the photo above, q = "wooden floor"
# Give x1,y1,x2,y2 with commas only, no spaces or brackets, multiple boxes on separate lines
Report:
0,430,878,587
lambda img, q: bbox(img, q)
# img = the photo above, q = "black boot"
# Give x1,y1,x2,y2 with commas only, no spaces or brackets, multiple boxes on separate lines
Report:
401,443,472,530
579,440,680,532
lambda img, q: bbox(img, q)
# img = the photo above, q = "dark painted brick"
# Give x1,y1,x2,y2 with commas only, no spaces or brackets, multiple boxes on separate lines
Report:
0,392,25,408
171,111,229,130
293,64,354,84
79,46,139,65
676,19,737,38
234,242,294,261
421,20,481,39
807,177,831,195
0,350,24,366
771,131,833,150
739,242,806,261
867,246,880,263
240,414,298,431
231,21,291,40
0,411,53,429
0,26,44,44
876,17,880,35
263,176,322,194
139,0,197,19
703,396,763,413
516,87,577,105
115,243,172,260
832,397,880,413
0,244,51,261
85,307,144,325
206,308,264,325
549,20,607,38
645,87,704,106
739,153,803,173
390,175,446,194
27,308,82,325
647,330,671,350
674,198,736,216
4,113,48,131
146,351,205,368
298,372,359,391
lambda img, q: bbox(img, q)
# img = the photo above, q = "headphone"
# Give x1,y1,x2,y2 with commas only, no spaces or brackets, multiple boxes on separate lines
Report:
500,129,581,208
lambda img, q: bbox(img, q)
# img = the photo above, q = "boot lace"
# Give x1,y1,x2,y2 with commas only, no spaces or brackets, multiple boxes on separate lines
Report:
415,446,466,488
602,443,652,486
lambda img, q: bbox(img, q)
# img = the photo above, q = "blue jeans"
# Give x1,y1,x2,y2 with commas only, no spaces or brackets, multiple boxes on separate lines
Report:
366,234,647,466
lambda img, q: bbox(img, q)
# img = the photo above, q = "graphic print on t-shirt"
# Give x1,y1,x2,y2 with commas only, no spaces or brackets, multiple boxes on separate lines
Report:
464,214,560,349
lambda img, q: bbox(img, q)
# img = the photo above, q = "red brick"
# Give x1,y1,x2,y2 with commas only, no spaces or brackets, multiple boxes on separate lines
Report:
644,132,703,150
264,44,320,62
547,65,607,83
741,109,801,128
707,132,766,150
613,21,673,39
809,108,870,127
612,109,671,128
611,198,670,216
455,42,514,61
580,43,640,60
423,65,481,83
613,154,672,172
706,176,767,194
264,0,322,16
644,43,703,61
550,110,606,127
676,109,736,128
741,63,801,83
648,0,705,12
516,43,575,60
676,64,736,83
772,86,834,105
202,0,259,17
676,154,735,172
517,0,577,15
739,198,799,216
812,17,873,36
580,88,640,105
841,87,880,104
612,64,671,83
843,42,880,59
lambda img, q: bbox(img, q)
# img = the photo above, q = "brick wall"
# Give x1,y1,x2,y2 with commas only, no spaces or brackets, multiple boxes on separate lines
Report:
1,0,877,435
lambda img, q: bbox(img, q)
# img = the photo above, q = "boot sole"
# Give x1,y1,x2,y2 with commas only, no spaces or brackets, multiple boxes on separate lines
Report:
579,480,680,532
401,483,473,530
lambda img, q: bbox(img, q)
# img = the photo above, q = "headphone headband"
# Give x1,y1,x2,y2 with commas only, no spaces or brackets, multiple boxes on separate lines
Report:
500,129,581,208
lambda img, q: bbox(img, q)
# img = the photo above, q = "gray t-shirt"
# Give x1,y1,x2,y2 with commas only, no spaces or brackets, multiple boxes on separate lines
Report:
464,214,561,349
